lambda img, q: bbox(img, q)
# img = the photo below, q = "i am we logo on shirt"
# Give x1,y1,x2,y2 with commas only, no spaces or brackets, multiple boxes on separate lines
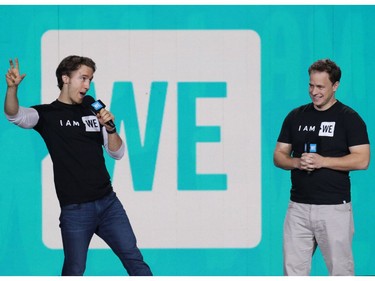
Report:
41,30,261,249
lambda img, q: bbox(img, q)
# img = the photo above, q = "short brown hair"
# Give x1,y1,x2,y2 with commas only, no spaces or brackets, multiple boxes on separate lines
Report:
308,59,341,85
56,55,96,89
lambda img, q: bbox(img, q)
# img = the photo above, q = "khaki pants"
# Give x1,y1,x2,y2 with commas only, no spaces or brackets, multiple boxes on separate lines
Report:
283,201,354,276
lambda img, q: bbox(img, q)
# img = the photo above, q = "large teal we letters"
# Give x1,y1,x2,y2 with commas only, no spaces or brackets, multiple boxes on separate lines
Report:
109,81,227,192
111,82,167,191
178,82,227,191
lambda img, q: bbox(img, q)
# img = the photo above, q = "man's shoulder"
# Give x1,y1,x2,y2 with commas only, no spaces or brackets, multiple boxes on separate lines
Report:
32,100,59,112
288,103,313,116
334,100,360,116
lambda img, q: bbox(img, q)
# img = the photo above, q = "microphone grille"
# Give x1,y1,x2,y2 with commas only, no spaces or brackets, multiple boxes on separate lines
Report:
82,95,95,108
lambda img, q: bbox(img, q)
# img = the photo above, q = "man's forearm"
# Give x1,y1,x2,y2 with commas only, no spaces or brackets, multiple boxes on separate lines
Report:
274,152,299,170
4,86,20,116
321,151,370,171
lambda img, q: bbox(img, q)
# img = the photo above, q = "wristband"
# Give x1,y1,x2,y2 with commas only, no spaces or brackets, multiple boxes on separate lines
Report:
106,127,117,134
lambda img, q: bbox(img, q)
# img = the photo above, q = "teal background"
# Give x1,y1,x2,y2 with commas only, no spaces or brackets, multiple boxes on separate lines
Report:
1,5,374,276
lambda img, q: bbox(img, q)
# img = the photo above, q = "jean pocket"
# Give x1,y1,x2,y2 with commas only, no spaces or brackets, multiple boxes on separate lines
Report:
334,202,352,212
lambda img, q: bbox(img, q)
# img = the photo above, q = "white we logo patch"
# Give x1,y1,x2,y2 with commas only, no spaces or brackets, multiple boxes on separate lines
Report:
82,116,100,132
319,122,336,137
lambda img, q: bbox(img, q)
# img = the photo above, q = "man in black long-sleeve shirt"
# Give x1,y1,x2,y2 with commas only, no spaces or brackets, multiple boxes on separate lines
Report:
4,56,152,276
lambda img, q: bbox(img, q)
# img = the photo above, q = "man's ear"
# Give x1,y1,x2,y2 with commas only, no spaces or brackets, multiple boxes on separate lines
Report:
333,81,340,92
62,75,69,84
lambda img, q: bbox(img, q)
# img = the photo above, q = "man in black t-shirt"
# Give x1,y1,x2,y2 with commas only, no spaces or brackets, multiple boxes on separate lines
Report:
4,56,152,276
274,59,370,276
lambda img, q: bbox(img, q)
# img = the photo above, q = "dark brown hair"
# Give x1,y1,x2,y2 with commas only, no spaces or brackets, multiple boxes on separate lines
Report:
55,55,96,89
308,59,341,85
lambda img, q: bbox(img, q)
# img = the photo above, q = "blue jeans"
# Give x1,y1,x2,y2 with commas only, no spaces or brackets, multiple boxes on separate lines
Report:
59,191,152,276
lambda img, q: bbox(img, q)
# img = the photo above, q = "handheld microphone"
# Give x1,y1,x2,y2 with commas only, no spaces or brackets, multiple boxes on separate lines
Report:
304,141,317,174
82,95,115,128
304,142,317,153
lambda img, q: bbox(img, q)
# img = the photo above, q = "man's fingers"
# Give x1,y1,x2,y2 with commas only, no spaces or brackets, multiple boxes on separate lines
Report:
9,59,15,68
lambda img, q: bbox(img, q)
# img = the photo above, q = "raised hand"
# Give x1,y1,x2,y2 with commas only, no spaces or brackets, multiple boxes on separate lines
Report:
5,58,26,87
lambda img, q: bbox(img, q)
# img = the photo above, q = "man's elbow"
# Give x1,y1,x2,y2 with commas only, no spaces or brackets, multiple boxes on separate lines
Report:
273,155,290,170
273,159,283,169
356,157,370,170
273,155,281,168
360,159,370,170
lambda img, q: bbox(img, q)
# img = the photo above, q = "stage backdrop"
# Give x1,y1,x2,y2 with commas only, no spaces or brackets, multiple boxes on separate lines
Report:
0,5,374,276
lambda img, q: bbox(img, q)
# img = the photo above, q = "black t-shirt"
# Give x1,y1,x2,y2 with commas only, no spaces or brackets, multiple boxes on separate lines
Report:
277,101,369,204
32,100,112,206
